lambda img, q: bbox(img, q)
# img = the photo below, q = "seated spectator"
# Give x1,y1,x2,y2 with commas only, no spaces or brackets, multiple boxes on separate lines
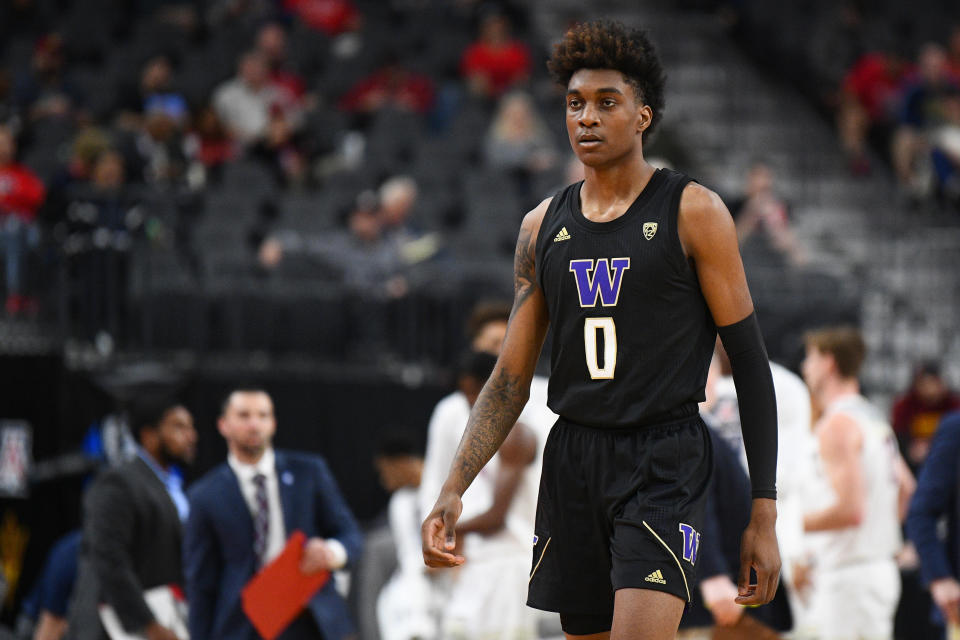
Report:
213,51,284,146
484,91,557,198
930,91,960,206
115,55,188,132
282,0,362,37
729,162,805,267
378,175,419,241
122,97,189,186
183,104,238,180
947,25,960,80
338,61,435,121
65,150,141,340
891,43,960,197
214,50,306,185
260,190,410,296
0,124,46,315
892,361,960,469
13,34,83,125
460,12,531,99
379,175,441,268
43,126,113,218
255,22,308,103
0,66,19,128
837,51,909,175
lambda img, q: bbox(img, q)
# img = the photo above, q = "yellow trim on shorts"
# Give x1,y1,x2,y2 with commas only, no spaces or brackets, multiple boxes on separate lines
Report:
528,537,552,583
642,521,691,602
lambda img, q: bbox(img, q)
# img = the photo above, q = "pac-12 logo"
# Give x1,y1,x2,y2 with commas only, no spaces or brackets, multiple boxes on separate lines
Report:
679,523,700,565
568,258,630,308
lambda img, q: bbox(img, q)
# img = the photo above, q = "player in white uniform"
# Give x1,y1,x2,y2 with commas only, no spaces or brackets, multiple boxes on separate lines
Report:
418,304,557,638
702,340,815,631
799,327,915,640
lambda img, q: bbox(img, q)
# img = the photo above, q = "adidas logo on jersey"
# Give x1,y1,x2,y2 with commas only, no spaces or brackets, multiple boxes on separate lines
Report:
554,227,571,242
644,570,667,585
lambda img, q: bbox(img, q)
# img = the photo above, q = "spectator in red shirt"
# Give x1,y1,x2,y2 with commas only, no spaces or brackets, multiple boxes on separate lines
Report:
255,22,310,104
947,25,960,81
892,361,960,469
338,61,435,119
837,51,909,174
460,13,531,99
283,0,361,37
184,105,238,183
0,124,46,314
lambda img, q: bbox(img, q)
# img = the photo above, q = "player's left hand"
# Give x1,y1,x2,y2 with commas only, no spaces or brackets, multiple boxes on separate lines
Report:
735,498,781,606
421,490,465,568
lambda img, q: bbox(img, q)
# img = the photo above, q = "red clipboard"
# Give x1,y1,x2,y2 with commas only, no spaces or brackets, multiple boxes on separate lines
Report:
241,531,331,640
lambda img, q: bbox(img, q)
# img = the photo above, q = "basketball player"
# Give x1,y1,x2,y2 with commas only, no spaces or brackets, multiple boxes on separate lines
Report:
800,328,915,640
422,20,780,639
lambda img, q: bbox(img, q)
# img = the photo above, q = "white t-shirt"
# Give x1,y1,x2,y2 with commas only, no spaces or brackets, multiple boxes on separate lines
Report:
805,394,902,568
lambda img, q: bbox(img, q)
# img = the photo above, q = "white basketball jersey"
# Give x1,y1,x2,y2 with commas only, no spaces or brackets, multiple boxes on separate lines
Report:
806,394,902,568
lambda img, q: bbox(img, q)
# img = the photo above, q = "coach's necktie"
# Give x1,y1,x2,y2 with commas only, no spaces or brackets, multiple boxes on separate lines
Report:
252,473,270,564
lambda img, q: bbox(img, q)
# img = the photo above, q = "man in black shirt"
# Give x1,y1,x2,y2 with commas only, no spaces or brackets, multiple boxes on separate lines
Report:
422,20,779,639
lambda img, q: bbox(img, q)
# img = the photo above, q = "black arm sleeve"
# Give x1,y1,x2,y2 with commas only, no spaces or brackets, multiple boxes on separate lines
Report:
716,311,778,500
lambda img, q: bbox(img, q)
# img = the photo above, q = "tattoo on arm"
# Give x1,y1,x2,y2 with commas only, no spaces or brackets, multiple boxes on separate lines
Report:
511,223,537,320
445,222,538,495
448,367,527,495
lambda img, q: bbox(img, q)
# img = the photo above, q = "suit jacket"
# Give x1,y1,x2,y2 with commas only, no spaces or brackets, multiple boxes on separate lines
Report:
184,450,363,640
75,456,185,638
907,411,960,623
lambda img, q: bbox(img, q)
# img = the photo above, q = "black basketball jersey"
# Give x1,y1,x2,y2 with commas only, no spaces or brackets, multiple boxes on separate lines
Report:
534,168,717,429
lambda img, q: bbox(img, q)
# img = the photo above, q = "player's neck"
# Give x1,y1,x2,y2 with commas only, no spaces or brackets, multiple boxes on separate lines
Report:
819,378,860,409
581,155,655,215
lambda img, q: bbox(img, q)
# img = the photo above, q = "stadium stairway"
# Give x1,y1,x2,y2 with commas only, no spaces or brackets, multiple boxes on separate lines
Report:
530,1,960,407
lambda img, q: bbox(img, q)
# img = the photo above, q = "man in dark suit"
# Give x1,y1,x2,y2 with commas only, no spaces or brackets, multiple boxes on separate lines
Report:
907,411,960,637
72,395,197,640
184,388,363,640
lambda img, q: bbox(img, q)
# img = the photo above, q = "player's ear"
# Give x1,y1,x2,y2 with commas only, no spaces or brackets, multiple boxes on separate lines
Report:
636,104,653,134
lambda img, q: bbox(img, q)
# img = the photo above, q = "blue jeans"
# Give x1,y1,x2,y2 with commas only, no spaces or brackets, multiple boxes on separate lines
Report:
0,216,39,297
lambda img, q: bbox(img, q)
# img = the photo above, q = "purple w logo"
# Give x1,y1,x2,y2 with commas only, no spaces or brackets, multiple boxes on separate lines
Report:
679,523,700,565
569,258,631,308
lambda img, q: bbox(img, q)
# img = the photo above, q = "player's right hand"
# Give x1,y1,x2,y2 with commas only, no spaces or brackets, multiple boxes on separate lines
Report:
421,491,465,568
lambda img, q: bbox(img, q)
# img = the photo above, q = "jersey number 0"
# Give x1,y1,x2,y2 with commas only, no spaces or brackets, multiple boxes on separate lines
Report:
584,317,616,379
569,258,630,381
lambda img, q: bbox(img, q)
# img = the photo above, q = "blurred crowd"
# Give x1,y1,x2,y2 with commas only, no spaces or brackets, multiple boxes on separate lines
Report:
719,0,960,212
0,0,573,350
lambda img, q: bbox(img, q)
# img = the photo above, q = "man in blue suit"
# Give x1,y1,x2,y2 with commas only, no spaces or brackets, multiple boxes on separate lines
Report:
907,410,960,637
184,388,363,639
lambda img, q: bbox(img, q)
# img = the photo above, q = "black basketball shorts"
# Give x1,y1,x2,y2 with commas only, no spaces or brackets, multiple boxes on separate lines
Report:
527,414,712,627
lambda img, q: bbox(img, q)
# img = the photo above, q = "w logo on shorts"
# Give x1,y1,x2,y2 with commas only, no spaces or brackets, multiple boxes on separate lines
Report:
679,523,700,565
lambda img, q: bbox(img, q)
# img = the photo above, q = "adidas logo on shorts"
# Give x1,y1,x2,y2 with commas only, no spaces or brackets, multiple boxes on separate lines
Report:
644,569,667,585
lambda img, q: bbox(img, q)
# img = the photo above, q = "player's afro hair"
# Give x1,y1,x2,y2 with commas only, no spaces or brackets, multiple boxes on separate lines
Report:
547,20,666,135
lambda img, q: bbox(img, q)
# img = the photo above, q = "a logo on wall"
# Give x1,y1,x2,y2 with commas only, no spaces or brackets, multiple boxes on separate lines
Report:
0,422,31,498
